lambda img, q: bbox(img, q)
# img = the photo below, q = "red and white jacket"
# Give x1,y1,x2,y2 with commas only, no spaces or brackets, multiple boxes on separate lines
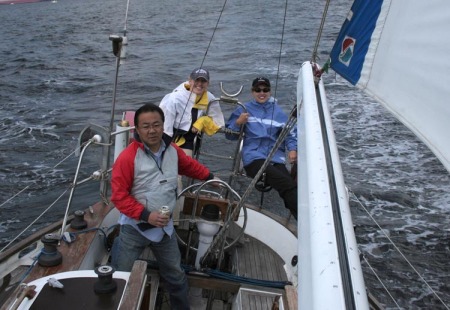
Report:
111,135,213,241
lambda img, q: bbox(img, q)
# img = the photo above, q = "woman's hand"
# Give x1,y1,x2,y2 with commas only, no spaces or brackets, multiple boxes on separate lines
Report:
236,113,250,125
288,150,297,164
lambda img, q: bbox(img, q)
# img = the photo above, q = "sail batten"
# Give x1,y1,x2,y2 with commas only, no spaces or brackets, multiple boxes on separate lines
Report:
330,0,450,172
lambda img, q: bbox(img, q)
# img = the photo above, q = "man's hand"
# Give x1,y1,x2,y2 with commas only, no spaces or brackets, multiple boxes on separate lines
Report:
148,211,170,228
209,176,223,188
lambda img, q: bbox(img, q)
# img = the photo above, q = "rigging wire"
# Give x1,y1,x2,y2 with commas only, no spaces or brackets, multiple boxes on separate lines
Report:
0,146,81,209
196,0,297,256
0,140,98,253
123,0,131,36
309,1,448,308
267,0,289,138
0,188,70,253
311,0,331,63
197,0,228,70
311,2,448,308
349,189,450,310
201,105,298,260
171,0,229,143
273,0,289,99
360,253,401,309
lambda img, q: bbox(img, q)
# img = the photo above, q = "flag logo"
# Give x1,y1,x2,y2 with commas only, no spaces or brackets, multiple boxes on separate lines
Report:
339,36,356,66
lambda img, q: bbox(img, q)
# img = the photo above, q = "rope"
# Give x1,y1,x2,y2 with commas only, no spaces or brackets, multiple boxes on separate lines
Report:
145,262,291,289
64,227,110,248
349,188,450,310
311,0,331,63
197,268,292,289
17,254,39,285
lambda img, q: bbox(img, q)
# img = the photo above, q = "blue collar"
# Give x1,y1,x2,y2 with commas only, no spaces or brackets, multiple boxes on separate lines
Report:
144,140,166,156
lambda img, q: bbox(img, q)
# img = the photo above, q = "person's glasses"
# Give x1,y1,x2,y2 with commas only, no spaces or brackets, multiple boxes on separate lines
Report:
139,123,162,131
253,88,270,93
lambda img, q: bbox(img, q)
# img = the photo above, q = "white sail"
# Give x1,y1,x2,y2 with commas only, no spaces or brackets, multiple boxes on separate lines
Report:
330,0,450,172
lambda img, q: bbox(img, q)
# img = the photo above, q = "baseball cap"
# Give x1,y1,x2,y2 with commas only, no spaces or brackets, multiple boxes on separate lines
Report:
252,77,271,88
190,68,210,81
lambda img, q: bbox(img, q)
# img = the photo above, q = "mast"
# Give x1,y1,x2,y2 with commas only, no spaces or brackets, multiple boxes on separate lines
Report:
100,0,130,198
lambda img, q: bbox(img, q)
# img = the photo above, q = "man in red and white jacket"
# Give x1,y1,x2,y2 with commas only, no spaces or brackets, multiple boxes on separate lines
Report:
111,103,215,309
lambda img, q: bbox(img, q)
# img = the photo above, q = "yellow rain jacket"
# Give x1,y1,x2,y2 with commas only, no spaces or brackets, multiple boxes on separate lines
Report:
193,116,221,136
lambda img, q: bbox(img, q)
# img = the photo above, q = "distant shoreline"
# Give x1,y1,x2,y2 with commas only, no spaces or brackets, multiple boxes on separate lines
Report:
0,0,53,4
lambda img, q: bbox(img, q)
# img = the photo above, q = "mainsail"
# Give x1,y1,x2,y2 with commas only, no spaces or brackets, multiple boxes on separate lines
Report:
329,0,450,172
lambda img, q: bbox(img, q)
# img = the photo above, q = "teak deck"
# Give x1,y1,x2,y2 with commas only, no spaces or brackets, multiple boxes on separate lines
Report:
140,229,292,309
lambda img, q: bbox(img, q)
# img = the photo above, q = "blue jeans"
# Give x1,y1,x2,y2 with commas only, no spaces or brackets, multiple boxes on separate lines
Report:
111,225,190,309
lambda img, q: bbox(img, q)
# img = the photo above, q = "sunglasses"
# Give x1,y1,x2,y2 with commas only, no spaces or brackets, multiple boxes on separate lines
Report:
253,88,270,93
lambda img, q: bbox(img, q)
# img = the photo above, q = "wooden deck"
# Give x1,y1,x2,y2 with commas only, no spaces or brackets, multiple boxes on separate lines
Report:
0,202,115,309
231,233,288,282
139,223,294,309
230,233,291,309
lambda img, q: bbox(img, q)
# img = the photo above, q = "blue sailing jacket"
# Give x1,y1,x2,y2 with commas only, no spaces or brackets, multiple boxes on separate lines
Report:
225,97,297,167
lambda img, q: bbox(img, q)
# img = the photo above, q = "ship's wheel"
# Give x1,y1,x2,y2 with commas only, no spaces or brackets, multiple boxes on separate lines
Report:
175,180,247,256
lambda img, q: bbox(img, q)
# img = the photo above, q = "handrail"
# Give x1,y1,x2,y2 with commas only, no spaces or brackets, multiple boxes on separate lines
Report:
59,135,102,239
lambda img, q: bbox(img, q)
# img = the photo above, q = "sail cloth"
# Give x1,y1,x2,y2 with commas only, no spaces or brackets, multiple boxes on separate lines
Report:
330,0,450,172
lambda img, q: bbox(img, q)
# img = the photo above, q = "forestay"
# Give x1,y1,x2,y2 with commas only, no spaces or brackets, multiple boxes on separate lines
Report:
329,0,450,172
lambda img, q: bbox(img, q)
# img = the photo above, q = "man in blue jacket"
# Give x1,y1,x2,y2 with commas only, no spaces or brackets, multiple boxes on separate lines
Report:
226,77,297,219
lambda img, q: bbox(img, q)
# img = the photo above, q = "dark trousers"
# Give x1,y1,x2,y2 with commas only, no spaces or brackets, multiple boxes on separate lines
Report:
244,159,298,220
